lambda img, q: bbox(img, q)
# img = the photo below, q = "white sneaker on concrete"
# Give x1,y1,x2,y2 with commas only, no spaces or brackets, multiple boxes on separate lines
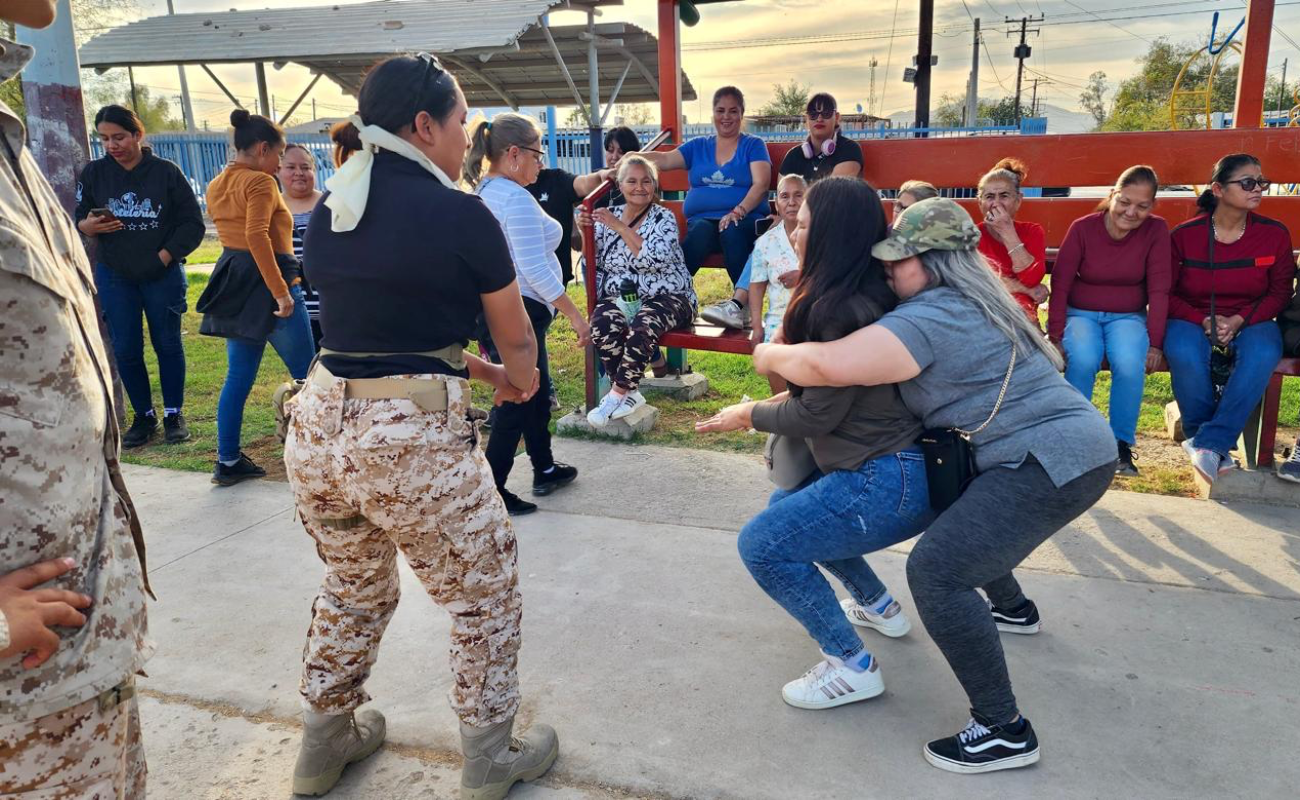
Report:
610,390,646,420
586,391,624,428
1182,439,1222,484
781,654,884,710
841,597,912,638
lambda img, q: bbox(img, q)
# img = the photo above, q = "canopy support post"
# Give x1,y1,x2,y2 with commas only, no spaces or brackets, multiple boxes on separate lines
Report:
201,64,245,108
278,73,323,125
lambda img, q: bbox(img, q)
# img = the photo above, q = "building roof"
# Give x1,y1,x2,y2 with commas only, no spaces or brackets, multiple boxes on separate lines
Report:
78,0,696,107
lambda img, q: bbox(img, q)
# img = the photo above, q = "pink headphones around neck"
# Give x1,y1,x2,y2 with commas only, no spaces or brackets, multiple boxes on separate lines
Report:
801,134,836,159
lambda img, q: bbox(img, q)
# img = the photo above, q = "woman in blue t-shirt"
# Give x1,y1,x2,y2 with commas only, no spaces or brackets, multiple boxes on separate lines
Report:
643,86,771,328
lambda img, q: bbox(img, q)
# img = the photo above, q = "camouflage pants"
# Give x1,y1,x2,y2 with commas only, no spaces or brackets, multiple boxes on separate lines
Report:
0,692,145,798
283,372,522,727
590,294,694,391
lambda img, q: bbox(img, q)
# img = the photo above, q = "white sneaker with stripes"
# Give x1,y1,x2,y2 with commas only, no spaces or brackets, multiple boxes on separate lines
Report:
841,596,912,638
781,654,884,710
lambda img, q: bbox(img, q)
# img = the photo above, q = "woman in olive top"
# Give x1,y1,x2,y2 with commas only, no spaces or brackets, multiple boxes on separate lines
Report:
197,109,315,485
1047,166,1171,476
697,177,929,712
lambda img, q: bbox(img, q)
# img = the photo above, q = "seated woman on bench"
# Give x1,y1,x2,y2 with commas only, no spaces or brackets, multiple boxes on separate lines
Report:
1166,153,1295,484
976,158,1048,325
641,86,770,332
584,155,697,427
1047,165,1171,478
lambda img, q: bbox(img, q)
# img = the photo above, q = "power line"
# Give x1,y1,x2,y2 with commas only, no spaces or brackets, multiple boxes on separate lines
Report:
880,0,902,115
1061,0,1152,44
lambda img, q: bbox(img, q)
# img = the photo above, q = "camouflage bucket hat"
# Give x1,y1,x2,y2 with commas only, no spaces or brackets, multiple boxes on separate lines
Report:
872,196,981,261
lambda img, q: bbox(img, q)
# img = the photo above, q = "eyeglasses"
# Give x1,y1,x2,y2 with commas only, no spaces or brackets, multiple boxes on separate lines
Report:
1223,177,1270,192
519,145,546,164
409,52,447,125
807,108,836,120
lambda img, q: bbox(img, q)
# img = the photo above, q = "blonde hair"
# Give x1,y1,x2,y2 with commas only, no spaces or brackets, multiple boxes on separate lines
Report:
978,157,1027,194
616,153,658,186
464,112,542,186
777,173,808,193
898,179,938,201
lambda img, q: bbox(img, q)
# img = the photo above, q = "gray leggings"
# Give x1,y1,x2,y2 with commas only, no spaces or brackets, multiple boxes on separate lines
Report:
906,456,1113,724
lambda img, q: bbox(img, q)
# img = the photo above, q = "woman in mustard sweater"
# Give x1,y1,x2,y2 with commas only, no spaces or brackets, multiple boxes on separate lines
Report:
197,109,315,485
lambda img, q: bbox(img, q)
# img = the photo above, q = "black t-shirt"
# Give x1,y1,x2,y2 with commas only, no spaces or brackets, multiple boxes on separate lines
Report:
304,152,516,378
778,131,863,184
526,168,581,284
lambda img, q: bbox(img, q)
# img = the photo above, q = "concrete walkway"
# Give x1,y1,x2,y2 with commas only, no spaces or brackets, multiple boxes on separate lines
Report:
125,440,1300,799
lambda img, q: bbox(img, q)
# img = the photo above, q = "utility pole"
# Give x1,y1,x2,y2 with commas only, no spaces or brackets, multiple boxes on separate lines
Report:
966,18,981,127
915,0,934,132
866,56,879,118
1278,58,1289,117
1007,15,1042,126
15,0,89,215
165,0,196,130
128,65,140,110
1029,77,1040,117
312,98,317,121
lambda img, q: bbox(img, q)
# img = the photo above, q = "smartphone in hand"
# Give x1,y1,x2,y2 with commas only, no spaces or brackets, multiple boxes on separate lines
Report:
755,217,775,236
90,207,118,221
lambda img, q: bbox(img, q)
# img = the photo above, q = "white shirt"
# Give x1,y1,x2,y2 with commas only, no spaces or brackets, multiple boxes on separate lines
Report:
476,176,565,309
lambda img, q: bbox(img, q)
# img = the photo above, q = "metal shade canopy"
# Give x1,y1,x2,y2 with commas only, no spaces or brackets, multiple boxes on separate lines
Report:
77,0,696,107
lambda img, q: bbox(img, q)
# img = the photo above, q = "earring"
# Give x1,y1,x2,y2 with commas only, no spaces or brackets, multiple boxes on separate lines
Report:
511,161,519,173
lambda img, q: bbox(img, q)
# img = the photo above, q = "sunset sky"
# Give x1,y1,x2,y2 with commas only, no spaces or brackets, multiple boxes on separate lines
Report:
93,0,1300,129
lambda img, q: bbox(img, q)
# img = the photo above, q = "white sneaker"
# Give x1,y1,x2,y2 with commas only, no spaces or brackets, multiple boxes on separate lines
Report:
1182,439,1222,484
781,654,884,710
841,597,912,638
610,390,645,420
585,391,624,428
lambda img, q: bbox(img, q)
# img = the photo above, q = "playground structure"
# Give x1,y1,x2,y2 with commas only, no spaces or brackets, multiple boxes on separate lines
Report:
1169,12,1248,131
579,0,1299,472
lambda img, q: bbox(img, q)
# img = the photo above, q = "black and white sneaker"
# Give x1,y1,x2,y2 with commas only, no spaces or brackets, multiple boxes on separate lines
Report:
1276,440,1300,484
1115,440,1139,477
924,713,1040,774
989,598,1040,635
532,462,577,496
212,453,267,486
121,413,157,448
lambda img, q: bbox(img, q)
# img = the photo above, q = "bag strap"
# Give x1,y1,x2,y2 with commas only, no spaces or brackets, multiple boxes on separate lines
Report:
955,343,1017,439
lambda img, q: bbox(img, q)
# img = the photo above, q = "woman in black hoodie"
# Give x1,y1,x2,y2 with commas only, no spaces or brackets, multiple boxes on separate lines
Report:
76,105,205,447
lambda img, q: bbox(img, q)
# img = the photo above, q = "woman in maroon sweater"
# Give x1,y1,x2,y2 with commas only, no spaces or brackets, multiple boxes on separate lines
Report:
1166,153,1296,483
1048,166,1170,476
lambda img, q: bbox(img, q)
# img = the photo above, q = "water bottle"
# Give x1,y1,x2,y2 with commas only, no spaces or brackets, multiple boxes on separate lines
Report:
615,277,641,320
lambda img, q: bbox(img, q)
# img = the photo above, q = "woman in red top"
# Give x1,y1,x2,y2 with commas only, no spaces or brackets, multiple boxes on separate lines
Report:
976,158,1047,325
1047,166,1171,476
1166,153,1296,483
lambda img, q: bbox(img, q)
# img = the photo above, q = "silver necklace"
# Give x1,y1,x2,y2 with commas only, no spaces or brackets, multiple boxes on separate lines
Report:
1210,213,1246,244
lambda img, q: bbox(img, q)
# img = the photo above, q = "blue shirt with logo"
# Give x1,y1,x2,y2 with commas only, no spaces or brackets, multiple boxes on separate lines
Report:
679,133,770,224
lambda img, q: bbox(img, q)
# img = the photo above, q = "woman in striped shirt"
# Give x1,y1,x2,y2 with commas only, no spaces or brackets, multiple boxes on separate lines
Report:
467,112,591,515
278,143,323,348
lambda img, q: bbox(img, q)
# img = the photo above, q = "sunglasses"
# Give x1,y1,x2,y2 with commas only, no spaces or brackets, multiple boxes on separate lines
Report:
806,108,836,120
1222,177,1270,192
409,52,447,125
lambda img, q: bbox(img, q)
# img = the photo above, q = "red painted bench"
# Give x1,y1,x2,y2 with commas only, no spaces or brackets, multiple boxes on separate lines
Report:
580,127,1300,466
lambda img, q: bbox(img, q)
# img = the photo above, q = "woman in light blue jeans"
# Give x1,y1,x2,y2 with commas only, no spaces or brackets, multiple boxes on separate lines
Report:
696,177,930,711
1046,166,1171,476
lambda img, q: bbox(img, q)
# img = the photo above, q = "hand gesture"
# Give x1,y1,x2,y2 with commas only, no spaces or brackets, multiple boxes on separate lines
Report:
77,214,124,236
695,401,756,433
984,205,1017,242
776,270,800,289
1026,283,1049,306
718,208,745,231
592,207,621,232
1215,314,1244,344
569,314,592,347
274,293,295,318
1145,346,1166,374
576,207,594,231
0,558,92,670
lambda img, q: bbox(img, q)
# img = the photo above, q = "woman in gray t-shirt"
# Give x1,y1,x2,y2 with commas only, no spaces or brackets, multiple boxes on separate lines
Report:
754,197,1115,776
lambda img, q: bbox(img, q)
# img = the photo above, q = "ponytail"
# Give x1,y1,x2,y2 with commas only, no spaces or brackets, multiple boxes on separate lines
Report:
978,157,1027,194
464,119,492,187
329,119,362,167
1199,152,1261,216
463,112,541,188
1196,188,1218,214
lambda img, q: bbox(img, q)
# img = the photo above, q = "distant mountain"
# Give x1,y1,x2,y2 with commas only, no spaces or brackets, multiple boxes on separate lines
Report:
884,103,1095,134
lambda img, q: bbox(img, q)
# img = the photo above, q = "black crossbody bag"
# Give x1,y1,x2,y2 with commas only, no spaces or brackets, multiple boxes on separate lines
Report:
917,345,1017,511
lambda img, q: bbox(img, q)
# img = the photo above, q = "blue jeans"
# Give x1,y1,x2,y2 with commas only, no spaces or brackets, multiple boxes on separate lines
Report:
1062,308,1148,445
94,262,188,415
737,449,934,661
216,285,315,462
1164,318,1282,455
682,217,757,287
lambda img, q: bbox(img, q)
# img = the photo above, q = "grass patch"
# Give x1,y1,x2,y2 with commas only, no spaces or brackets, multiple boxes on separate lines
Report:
121,268,1300,498
187,235,222,266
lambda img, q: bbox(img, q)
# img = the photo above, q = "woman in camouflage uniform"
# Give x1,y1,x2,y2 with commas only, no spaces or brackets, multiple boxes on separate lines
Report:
282,55,558,799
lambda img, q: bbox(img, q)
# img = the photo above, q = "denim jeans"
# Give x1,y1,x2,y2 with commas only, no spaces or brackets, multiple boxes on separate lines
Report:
1062,308,1148,445
737,449,934,661
1164,318,1282,455
94,262,188,416
216,284,315,462
681,217,758,287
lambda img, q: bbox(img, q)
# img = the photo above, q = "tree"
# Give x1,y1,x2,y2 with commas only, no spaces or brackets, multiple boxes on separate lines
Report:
1102,37,1247,131
1079,71,1109,130
984,96,1031,126
757,79,809,117
612,103,654,126
933,92,966,127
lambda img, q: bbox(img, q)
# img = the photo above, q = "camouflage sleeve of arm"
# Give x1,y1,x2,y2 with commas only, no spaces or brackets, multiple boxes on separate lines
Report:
0,610,9,652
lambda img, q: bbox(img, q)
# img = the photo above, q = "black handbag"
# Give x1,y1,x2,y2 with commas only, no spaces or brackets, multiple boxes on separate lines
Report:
918,345,1016,511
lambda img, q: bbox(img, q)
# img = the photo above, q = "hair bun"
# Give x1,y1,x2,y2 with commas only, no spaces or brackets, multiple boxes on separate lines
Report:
330,120,363,153
994,157,1027,182
230,109,252,127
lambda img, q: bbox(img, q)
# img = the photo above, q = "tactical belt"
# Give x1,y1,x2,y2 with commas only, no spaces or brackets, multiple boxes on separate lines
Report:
98,677,136,713
311,344,465,412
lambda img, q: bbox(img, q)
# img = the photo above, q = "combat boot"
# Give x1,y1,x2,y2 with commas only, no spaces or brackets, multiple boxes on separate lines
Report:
460,716,559,800
292,708,386,796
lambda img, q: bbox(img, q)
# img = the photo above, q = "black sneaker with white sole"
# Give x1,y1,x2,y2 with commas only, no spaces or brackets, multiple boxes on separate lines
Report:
212,453,267,486
990,598,1040,635
532,462,577,496
121,413,157,448
1115,440,1139,477
924,713,1040,774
